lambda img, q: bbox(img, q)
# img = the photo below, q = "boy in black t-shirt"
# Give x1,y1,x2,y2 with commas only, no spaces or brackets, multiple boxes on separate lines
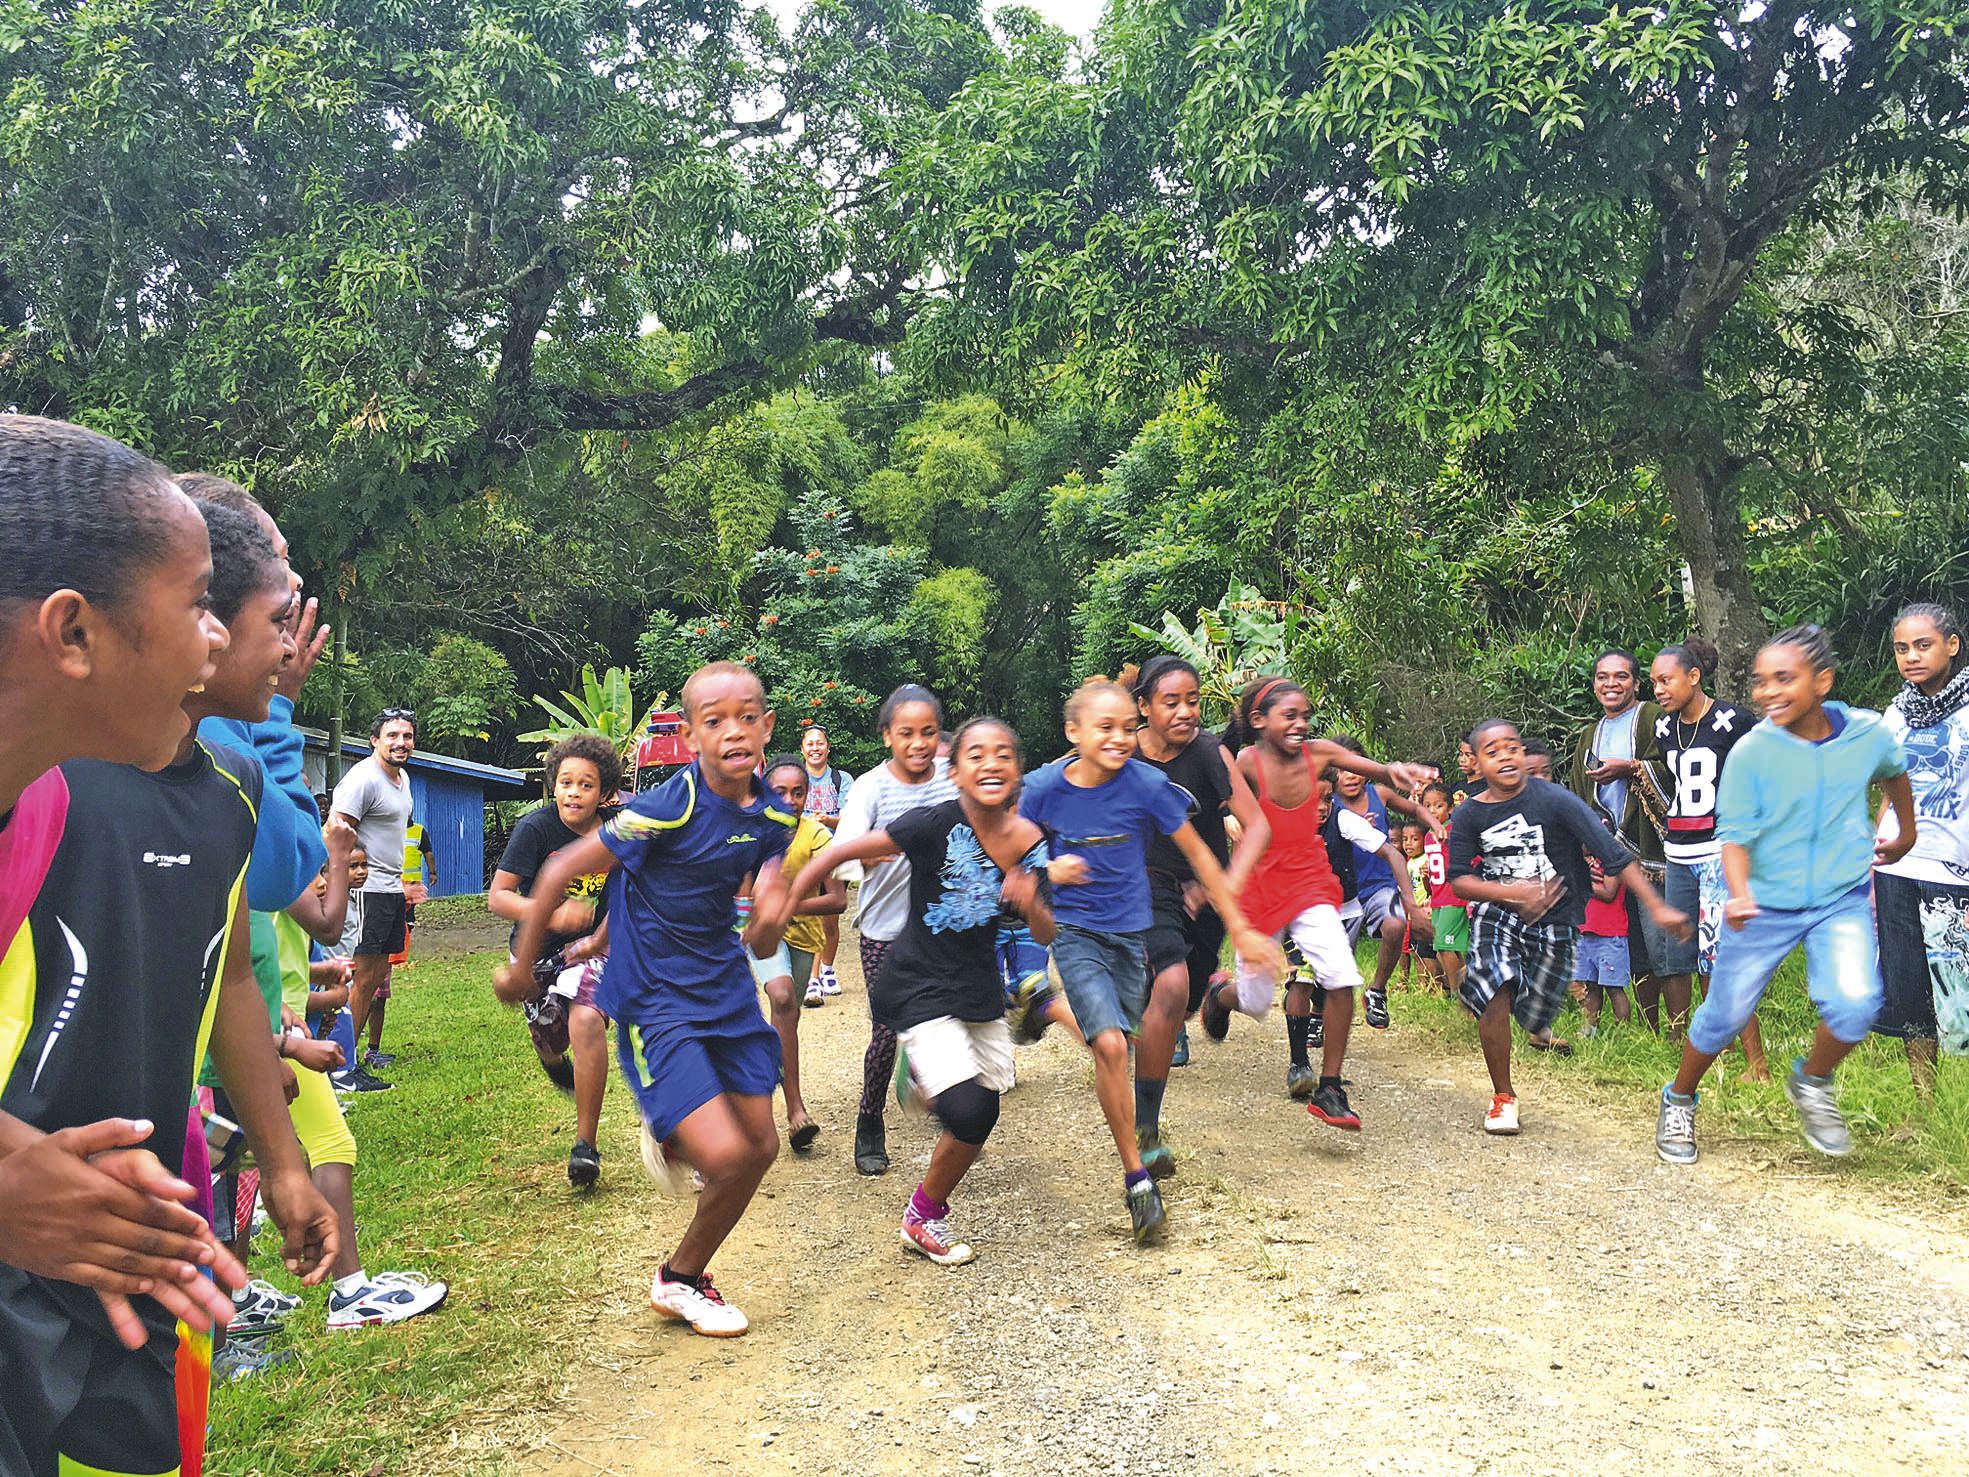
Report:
1449,720,1689,1137
490,735,622,1187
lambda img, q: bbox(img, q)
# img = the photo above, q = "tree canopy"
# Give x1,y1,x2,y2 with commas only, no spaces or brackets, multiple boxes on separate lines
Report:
4,0,1965,770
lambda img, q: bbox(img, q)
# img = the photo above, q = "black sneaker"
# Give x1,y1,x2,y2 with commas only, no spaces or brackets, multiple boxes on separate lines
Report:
1126,1178,1166,1243
854,1110,889,1176
1286,1062,1317,1099
568,1139,601,1188
538,1053,576,1095
331,1066,394,1094
1308,1082,1362,1131
1200,978,1232,1042
1364,989,1391,1030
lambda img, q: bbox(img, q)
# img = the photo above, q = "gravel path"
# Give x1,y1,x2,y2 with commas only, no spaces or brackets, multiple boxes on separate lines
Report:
522,943,1969,1476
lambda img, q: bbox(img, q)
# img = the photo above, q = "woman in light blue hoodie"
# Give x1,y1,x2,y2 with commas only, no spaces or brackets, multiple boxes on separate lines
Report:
1656,625,1916,1165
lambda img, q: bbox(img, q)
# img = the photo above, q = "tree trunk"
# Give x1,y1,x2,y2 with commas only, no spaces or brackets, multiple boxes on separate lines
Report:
1657,442,1767,699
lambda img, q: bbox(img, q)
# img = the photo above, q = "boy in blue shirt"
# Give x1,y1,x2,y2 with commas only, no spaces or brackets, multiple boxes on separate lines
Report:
498,662,797,1336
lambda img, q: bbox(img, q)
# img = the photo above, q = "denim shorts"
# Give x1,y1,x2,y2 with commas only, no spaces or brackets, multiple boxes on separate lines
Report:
1574,933,1630,989
1664,856,1728,976
1874,870,1969,1050
1051,923,1149,1042
1690,883,1881,1055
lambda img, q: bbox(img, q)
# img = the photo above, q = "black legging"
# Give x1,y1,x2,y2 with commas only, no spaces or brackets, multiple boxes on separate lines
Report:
934,1076,1000,1146
859,935,897,1118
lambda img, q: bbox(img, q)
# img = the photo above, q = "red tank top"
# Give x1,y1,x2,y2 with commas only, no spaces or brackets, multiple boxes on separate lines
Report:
1239,747,1341,935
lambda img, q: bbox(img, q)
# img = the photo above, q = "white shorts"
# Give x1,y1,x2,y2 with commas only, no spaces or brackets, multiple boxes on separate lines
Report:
899,1016,1016,1099
1235,904,1362,1016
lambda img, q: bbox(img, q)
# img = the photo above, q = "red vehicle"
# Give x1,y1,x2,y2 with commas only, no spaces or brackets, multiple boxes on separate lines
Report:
633,711,690,792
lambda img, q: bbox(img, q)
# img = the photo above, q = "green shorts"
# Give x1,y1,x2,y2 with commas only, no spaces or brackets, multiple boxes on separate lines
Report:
1432,905,1471,955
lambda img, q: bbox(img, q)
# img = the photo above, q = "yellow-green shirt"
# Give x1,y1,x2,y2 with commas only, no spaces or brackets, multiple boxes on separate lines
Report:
781,816,833,955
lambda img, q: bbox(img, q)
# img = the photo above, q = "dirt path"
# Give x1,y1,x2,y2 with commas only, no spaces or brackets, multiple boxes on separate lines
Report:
513,940,1969,1477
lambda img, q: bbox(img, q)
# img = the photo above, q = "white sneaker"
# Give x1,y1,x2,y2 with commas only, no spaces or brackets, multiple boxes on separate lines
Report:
819,966,842,997
326,1271,448,1330
1484,1093,1520,1135
639,1121,690,1193
804,980,825,1008
650,1270,749,1336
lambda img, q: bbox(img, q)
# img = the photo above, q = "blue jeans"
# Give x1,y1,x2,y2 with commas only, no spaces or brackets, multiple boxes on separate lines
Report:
1690,883,1881,1055
1051,923,1149,1042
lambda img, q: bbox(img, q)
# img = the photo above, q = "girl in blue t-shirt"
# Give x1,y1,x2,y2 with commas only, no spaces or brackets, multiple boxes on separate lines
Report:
1020,678,1283,1243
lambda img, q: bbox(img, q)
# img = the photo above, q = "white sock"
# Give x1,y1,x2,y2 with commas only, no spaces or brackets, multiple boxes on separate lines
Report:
334,1269,369,1298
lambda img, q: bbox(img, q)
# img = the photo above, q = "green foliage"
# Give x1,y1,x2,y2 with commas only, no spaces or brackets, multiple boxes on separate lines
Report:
518,665,649,767
1128,582,1297,726
910,566,996,711
407,635,520,749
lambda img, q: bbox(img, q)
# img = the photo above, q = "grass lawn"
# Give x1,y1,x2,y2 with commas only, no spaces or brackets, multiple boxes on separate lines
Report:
1383,942,1969,1193
211,935,600,1476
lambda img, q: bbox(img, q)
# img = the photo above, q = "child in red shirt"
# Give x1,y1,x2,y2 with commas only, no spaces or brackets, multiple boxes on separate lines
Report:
1575,854,1632,1032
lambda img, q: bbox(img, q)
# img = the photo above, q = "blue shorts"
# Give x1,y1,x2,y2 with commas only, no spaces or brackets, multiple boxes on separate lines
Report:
1051,923,1149,1042
615,1014,782,1141
998,925,1051,1009
1574,933,1630,989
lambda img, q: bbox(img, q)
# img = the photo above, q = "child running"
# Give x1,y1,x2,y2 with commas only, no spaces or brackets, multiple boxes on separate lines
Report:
776,718,1052,1266
1656,626,1915,1163
1874,602,1969,1104
834,685,957,1175
497,661,797,1336
489,734,621,1187
1128,656,1270,1153
1198,679,1435,1131
751,755,848,1147
1449,719,1688,1135
1023,678,1284,1240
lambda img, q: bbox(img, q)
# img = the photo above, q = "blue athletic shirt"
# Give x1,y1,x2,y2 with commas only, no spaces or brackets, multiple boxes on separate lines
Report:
597,760,795,1027
1347,787,1396,895
1020,755,1192,933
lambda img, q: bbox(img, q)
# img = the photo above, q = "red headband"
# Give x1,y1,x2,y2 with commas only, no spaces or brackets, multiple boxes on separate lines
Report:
1251,677,1291,712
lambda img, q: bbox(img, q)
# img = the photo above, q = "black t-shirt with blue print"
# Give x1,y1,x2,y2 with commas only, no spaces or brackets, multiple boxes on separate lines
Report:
873,799,1050,1030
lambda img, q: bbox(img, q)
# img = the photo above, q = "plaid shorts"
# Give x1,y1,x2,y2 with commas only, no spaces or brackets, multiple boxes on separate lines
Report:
1460,904,1578,1034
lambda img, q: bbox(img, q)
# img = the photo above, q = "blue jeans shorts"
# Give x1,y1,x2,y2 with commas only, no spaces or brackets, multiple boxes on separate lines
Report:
1663,857,1727,976
1051,923,1149,1042
1574,933,1630,989
1689,883,1881,1056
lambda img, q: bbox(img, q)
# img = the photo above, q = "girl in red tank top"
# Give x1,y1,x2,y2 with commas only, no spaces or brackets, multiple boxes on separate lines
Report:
1200,678,1440,1135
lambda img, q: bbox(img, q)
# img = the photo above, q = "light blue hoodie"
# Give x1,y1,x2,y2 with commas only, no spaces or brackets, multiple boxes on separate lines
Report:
1715,701,1906,911
199,694,327,912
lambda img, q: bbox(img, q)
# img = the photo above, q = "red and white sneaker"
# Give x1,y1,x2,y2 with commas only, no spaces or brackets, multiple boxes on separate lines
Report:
649,1270,749,1336
1484,1093,1520,1135
901,1214,976,1267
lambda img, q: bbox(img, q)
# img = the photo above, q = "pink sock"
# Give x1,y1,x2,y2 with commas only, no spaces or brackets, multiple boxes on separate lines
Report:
907,1186,946,1223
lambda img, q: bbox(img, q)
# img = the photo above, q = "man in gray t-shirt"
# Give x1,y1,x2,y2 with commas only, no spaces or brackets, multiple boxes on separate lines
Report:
331,710,419,1077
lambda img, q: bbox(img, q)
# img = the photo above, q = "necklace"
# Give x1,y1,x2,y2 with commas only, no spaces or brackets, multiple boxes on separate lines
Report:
1673,693,1712,752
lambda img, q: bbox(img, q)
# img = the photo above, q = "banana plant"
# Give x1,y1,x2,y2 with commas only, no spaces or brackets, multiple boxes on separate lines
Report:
518,665,660,768
1129,581,1298,724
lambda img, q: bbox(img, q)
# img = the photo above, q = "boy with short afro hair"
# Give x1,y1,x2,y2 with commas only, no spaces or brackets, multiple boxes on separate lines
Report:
1449,719,1688,1136
498,662,797,1335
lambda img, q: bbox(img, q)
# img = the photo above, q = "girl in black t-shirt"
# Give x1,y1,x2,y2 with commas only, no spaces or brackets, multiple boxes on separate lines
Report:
774,717,1053,1269
1126,656,1270,1162
489,735,622,1188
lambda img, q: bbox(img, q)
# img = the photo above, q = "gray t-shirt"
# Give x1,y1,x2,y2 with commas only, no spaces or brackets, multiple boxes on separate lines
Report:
332,756,414,893
1593,706,1639,824
833,759,957,941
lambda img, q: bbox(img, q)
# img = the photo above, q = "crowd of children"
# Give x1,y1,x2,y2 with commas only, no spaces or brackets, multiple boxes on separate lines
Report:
4,410,1968,1475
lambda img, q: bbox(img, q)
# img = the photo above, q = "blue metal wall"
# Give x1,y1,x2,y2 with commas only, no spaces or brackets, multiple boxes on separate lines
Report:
406,771,487,898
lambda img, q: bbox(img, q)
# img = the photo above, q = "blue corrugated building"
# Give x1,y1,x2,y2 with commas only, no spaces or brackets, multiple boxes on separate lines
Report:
300,731,533,898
